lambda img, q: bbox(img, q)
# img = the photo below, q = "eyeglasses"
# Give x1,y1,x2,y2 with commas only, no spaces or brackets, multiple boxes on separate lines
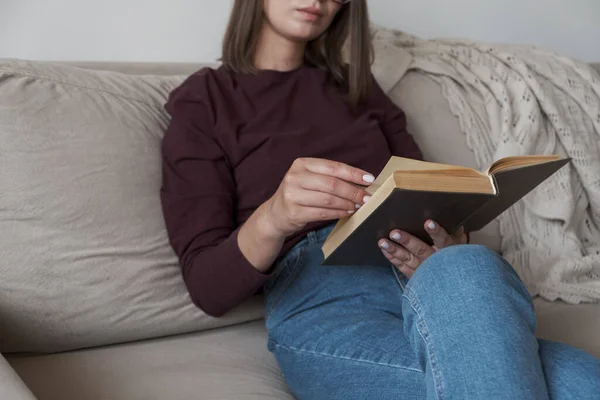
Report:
332,0,351,4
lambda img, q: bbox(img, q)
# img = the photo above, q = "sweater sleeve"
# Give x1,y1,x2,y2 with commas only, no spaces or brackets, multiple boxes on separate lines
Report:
370,77,424,160
160,74,271,317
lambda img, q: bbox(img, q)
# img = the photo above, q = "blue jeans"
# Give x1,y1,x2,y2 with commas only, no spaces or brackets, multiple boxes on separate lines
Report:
264,224,600,399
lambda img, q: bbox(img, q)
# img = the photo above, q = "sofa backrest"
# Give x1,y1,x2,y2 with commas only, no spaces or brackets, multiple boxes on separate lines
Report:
7,57,598,353
0,59,265,353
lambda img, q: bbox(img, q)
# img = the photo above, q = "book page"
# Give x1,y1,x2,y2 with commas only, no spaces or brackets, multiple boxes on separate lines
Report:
367,156,476,194
486,155,561,175
463,158,569,232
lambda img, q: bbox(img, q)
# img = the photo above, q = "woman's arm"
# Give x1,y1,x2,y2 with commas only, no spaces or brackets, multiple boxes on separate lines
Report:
162,74,372,317
162,120,372,317
161,113,276,317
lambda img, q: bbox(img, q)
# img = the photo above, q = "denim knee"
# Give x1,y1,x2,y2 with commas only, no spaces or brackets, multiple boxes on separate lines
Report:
406,244,531,304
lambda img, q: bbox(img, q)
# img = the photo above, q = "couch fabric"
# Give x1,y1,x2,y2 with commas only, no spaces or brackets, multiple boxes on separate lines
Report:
0,60,264,354
2,60,600,400
9,321,293,400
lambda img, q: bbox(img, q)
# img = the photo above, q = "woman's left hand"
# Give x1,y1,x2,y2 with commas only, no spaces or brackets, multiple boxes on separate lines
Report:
379,220,468,278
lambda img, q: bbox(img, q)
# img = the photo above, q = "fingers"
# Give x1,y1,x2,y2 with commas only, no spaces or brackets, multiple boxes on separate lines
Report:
297,171,370,206
379,239,420,269
425,220,468,247
379,239,420,278
274,158,374,234
301,206,357,223
287,189,356,213
300,158,375,187
388,230,435,261
424,220,454,249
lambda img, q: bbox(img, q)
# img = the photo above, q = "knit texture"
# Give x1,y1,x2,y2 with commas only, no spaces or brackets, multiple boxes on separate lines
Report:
372,28,600,303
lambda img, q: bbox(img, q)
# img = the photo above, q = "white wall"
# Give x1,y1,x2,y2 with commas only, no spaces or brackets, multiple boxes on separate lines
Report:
1,0,599,63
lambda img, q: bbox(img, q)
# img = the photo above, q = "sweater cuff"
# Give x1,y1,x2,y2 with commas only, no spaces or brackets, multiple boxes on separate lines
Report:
223,227,274,286
190,227,273,317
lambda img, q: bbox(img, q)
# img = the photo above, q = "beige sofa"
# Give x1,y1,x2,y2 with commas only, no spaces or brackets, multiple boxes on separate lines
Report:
1,58,599,400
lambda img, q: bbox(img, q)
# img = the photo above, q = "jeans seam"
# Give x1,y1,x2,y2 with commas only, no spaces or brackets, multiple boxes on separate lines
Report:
403,289,446,400
391,265,408,291
269,340,424,374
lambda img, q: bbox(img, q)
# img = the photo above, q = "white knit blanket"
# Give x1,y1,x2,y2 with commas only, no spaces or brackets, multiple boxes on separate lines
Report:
371,28,600,304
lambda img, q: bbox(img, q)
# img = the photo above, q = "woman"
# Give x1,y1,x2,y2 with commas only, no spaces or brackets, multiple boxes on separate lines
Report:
160,0,600,398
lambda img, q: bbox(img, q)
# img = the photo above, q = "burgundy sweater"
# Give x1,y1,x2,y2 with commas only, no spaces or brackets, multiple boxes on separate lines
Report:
160,65,422,317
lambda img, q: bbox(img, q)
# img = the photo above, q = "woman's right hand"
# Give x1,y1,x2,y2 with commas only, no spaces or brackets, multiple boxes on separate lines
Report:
262,157,375,238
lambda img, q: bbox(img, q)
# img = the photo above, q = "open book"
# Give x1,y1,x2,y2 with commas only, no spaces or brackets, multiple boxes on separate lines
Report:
321,155,570,266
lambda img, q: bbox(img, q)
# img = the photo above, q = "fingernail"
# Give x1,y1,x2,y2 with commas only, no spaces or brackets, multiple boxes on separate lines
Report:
380,241,390,249
363,174,375,183
391,232,401,240
355,203,361,209
363,195,371,203
428,221,436,230
347,210,355,214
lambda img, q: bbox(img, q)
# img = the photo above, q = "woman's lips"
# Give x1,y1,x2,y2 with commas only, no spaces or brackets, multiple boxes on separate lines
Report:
297,7,321,22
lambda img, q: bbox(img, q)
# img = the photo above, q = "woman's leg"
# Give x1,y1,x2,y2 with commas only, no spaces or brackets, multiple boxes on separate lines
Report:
264,228,427,400
402,244,547,398
402,244,599,400
538,339,600,399
265,227,599,399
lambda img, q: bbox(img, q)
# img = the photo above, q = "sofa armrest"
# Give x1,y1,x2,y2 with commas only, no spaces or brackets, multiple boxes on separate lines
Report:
0,353,37,400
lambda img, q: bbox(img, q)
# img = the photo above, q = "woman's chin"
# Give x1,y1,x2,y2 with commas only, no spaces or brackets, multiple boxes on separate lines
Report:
284,32,322,44
278,24,325,43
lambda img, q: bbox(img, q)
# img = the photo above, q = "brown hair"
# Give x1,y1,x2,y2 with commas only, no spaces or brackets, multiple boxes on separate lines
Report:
221,0,373,108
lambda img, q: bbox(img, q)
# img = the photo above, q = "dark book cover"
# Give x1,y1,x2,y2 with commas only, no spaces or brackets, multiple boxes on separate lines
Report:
322,190,492,266
322,158,570,266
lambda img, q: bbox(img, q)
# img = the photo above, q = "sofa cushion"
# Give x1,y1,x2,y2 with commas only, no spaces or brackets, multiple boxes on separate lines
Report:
534,299,600,357
0,59,264,353
8,320,294,400
7,299,599,400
